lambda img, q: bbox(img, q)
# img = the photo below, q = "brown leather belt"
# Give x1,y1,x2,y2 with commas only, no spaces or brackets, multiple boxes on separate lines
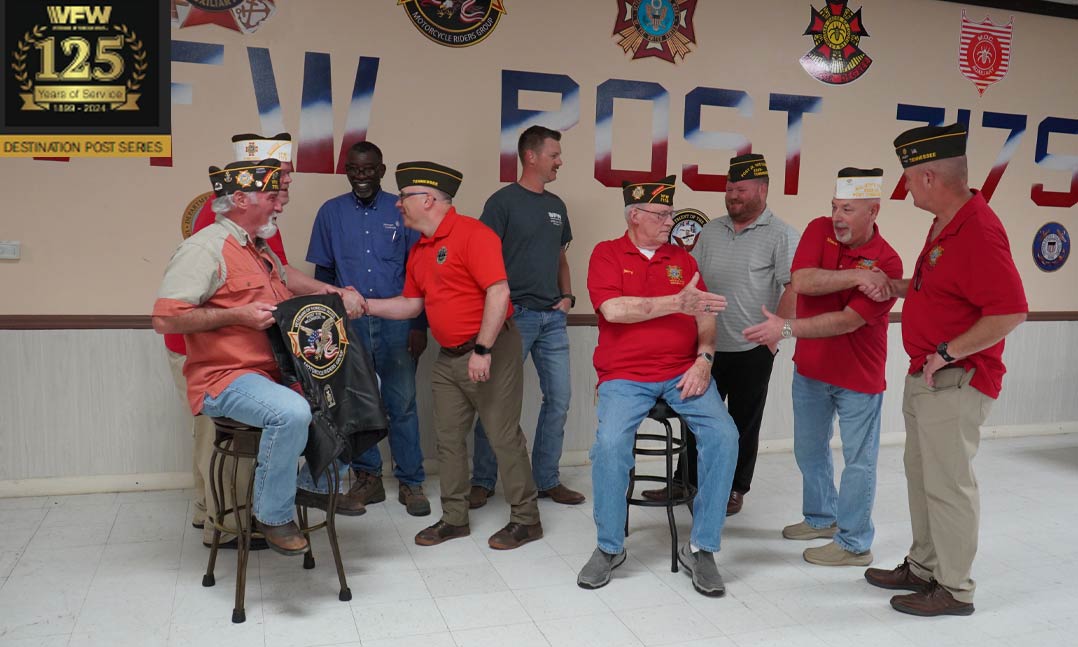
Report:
441,339,476,357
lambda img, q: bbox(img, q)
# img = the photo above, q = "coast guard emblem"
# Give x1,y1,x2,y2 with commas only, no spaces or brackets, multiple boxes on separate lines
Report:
286,303,349,379
613,0,698,64
799,0,872,85
398,0,506,48
1033,222,1069,272
959,11,1013,97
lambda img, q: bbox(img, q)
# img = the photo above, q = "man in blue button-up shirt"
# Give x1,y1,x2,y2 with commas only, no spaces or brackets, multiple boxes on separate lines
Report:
306,141,430,516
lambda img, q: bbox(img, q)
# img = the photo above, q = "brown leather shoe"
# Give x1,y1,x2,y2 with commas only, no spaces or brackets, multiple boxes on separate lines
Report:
348,470,387,504
415,520,470,546
726,491,744,516
538,484,585,505
488,522,543,550
468,485,493,510
890,581,975,617
295,488,367,517
255,520,308,556
641,484,688,502
864,558,931,592
398,484,432,517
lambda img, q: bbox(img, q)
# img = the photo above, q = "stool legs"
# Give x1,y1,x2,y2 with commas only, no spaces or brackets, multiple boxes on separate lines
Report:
661,419,679,573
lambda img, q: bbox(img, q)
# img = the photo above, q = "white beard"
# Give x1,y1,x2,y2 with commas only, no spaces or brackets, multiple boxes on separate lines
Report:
255,216,278,240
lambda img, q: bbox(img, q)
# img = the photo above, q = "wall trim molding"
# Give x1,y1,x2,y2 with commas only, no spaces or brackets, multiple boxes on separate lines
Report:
3,312,1077,330
3,425,1073,498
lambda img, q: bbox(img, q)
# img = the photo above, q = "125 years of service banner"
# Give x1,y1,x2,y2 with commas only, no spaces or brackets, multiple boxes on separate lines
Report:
0,0,170,157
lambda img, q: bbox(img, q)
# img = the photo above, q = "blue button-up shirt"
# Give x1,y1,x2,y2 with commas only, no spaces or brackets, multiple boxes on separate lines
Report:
306,189,425,328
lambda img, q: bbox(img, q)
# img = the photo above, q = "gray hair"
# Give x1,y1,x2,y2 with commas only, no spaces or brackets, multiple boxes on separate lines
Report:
211,192,259,216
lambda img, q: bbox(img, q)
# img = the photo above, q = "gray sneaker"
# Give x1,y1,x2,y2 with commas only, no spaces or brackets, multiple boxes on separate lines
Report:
576,547,627,590
677,544,725,597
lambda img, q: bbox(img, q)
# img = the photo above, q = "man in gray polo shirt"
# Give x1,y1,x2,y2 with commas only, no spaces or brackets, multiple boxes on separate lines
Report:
645,153,799,515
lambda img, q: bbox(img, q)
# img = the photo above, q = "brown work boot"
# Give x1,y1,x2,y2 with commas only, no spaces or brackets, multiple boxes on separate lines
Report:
468,485,493,510
864,557,932,592
255,520,308,556
890,581,975,617
348,470,387,504
538,484,585,505
415,520,470,546
295,488,367,517
398,483,432,517
488,522,543,550
641,484,688,502
726,491,744,516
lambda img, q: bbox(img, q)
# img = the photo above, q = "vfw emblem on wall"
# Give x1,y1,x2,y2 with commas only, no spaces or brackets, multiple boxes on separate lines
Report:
398,0,507,48
171,0,276,34
613,0,697,64
799,0,872,85
959,11,1013,96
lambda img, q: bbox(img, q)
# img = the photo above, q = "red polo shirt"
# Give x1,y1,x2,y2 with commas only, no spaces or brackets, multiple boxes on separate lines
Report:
588,233,705,385
163,200,288,355
902,191,1027,399
402,207,511,348
791,217,902,394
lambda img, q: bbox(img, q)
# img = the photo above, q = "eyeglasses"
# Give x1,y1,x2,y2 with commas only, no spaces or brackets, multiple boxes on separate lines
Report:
398,191,431,201
345,165,381,177
635,207,674,221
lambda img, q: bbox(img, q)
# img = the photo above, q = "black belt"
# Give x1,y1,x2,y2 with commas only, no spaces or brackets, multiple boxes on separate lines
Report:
441,339,476,357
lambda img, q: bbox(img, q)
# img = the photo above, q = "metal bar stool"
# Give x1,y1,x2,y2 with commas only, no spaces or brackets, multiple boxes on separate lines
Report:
625,399,697,573
202,417,351,624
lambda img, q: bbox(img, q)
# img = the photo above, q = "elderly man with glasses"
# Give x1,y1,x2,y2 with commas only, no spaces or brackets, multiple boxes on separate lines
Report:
577,176,739,598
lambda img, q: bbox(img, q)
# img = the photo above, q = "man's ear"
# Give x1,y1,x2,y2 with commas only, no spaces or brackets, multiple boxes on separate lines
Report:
232,190,249,206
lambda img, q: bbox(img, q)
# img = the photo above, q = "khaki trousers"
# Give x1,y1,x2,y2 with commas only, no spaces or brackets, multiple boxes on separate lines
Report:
430,321,539,527
168,350,247,543
902,368,993,603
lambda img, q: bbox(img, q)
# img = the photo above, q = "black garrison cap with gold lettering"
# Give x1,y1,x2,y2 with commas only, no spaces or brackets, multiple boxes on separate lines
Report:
727,153,769,183
622,175,676,206
208,159,282,197
395,161,462,198
893,123,968,168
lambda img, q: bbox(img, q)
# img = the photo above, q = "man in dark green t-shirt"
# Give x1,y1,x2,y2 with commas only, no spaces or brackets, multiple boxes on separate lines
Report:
468,125,585,508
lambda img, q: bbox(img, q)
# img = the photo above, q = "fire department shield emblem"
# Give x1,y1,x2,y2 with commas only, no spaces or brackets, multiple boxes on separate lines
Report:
959,11,1014,97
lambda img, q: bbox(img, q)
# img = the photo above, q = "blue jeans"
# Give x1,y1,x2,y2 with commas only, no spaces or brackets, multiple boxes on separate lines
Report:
591,377,738,554
472,306,570,491
349,316,425,485
201,373,342,526
792,370,883,553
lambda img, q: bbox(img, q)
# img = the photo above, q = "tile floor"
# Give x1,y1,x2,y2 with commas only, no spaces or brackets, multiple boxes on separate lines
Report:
0,433,1075,647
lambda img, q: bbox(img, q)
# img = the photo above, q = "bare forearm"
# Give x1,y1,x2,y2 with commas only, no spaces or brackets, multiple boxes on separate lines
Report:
792,268,861,295
286,267,332,296
599,295,678,324
477,282,511,346
367,296,424,320
948,313,1027,359
776,284,797,319
695,315,717,354
152,307,240,334
558,252,572,295
790,309,864,339
891,279,910,299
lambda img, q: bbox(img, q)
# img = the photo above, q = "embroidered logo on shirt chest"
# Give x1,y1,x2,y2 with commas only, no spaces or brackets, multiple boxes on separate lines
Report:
437,246,448,264
548,212,563,226
854,258,877,270
928,244,944,266
666,265,684,285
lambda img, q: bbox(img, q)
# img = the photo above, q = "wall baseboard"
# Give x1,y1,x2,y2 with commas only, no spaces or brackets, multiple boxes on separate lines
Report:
2,424,1073,498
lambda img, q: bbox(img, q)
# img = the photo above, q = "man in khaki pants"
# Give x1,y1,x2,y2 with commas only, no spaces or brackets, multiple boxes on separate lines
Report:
862,123,1027,617
365,161,542,550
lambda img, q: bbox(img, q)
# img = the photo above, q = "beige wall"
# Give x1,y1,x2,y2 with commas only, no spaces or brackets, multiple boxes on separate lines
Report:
0,0,1075,314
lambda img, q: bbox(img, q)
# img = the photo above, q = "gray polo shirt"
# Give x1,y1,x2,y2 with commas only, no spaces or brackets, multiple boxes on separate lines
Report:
691,207,800,352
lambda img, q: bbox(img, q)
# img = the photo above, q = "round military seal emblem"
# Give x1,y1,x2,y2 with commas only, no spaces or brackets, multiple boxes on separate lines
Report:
180,192,213,239
398,0,506,48
1033,222,1069,272
286,303,349,379
669,208,709,252
612,0,698,63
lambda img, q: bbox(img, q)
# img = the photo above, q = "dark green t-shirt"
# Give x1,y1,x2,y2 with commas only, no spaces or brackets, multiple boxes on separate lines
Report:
480,183,572,310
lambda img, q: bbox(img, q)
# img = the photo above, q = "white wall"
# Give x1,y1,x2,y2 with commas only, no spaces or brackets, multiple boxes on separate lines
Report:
2,320,1075,494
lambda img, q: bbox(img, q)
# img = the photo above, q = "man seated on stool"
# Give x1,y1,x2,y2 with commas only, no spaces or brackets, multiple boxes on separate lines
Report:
577,176,739,597
152,159,367,556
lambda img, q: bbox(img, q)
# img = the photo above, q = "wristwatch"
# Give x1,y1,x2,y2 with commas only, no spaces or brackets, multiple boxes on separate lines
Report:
560,294,576,308
473,343,491,356
936,341,956,363
781,320,793,339
698,352,714,365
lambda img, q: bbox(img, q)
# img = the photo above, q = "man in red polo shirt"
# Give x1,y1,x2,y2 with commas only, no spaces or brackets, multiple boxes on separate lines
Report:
860,123,1027,617
744,167,901,568
576,176,738,598
364,161,542,551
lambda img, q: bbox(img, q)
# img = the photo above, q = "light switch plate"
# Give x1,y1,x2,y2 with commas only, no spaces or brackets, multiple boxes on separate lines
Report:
0,241,21,260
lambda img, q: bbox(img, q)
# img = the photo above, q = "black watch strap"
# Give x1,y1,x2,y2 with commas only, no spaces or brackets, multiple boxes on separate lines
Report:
560,293,576,308
936,341,956,363
473,343,491,356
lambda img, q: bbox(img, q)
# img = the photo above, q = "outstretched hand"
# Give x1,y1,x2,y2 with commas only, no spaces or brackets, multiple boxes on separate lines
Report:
743,305,786,348
675,272,726,316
